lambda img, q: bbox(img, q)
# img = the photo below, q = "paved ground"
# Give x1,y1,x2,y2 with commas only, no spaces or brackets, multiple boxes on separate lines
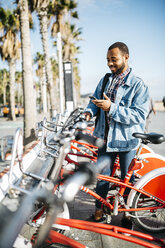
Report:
0,113,50,166
147,111,165,156
0,112,50,139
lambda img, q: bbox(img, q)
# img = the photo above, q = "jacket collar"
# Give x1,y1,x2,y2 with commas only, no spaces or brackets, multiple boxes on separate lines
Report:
109,68,133,87
124,68,134,87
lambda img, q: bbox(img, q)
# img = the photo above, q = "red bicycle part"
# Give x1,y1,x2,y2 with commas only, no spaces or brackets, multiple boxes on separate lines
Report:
135,156,165,177
53,218,165,248
47,230,86,248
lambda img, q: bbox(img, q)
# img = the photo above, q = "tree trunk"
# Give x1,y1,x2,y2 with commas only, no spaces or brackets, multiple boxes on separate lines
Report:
64,44,70,61
3,78,7,106
57,32,65,113
41,66,47,114
8,59,16,121
39,12,56,118
3,87,6,106
19,0,36,147
18,83,21,105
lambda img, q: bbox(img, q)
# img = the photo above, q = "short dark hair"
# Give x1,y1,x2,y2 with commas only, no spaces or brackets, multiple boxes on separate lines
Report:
108,42,129,55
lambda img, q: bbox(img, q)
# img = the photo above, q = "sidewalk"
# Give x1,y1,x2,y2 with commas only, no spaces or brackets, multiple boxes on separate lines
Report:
65,180,165,248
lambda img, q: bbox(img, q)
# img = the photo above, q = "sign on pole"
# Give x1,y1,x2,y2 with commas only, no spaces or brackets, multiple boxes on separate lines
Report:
63,61,74,112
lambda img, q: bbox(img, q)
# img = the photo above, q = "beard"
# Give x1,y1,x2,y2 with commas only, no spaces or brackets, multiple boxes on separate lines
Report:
115,62,126,75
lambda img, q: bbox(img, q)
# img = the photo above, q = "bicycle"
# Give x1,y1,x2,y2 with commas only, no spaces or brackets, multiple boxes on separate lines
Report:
0,122,165,248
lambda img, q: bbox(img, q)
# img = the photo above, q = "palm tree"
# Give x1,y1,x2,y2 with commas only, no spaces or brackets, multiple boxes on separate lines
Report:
0,68,9,105
50,0,78,112
15,71,23,106
29,0,56,118
16,0,36,147
34,51,48,113
62,22,82,104
51,0,78,35
72,58,81,104
50,56,59,111
62,22,82,61
0,8,21,121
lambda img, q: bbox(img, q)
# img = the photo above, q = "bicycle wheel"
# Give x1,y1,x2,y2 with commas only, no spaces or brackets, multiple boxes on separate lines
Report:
131,192,165,233
131,170,165,233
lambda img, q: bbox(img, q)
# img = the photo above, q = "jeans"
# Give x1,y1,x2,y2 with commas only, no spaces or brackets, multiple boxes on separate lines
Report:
95,144,136,209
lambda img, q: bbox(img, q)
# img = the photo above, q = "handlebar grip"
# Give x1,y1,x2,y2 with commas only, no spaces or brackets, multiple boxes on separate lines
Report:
75,132,104,148
62,171,91,202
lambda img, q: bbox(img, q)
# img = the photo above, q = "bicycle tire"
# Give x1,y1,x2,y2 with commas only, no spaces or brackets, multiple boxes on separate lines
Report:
131,172,165,233
131,191,165,233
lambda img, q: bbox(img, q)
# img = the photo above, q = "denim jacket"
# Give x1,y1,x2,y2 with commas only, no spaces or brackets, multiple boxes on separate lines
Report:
85,69,150,152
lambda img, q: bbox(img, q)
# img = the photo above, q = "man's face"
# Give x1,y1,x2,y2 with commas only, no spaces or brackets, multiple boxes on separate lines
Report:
106,47,129,74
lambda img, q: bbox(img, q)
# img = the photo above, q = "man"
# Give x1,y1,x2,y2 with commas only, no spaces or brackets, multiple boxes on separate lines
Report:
145,97,156,133
163,97,165,110
84,42,150,227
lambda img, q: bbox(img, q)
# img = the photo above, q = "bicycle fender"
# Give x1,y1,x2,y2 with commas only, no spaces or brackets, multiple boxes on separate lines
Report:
127,167,165,207
135,152,165,177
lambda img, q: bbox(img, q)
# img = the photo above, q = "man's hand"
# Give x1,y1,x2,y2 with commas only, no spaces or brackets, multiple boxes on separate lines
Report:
84,112,91,121
92,93,111,111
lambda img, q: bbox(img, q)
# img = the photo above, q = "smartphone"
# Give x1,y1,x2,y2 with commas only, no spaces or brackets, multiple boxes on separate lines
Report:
89,95,97,100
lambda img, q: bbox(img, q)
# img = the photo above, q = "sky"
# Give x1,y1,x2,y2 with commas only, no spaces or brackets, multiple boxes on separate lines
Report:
77,0,165,100
0,0,165,101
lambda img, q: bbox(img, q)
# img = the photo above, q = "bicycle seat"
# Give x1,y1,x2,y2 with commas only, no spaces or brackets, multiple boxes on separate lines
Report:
132,132,165,144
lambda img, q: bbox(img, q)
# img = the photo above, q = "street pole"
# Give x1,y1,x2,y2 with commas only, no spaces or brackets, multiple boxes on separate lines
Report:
57,32,64,114
42,66,47,114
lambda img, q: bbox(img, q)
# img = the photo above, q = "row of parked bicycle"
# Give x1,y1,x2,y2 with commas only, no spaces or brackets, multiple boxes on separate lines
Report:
0,108,165,248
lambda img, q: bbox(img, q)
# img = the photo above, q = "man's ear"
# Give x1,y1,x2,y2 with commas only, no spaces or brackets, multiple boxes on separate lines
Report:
125,54,129,60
